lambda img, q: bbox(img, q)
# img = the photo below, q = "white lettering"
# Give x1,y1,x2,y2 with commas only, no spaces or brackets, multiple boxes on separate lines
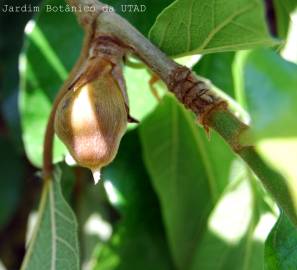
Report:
2,4,8,12
140,5,146,12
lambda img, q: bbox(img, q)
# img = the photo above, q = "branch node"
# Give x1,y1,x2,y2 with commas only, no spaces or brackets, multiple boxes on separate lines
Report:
168,66,227,130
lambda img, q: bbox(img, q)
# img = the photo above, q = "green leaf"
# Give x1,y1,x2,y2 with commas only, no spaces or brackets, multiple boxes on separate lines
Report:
0,0,41,152
104,0,173,36
93,129,175,270
233,49,297,224
190,160,276,270
21,167,79,270
257,138,297,199
149,0,277,56
77,178,112,268
0,135,25,229
139,95,234,269
194,52,235,98
272,0,297,38
265,212,297,269
233,49,297,140
124,66,160,122
19,0,83,167
59,162,76,203
139,96,277,269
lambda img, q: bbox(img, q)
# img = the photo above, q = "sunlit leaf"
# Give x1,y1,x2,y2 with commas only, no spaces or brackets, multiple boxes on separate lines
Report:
139,95,234,269
280,5,297,64
233,49,297,140
124,66,159,123
273,0,297,38
190,159,277,270
257,138,297,221
149,0,277,56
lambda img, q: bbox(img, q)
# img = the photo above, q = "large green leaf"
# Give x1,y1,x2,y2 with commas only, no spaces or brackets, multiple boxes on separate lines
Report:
190,160,277,270
233,49,297,141
194,52,235,98
149,0,276,56
139,95,234,269
265,212,297,269
93,130,175,270
21,167,79,270
139,95,277,269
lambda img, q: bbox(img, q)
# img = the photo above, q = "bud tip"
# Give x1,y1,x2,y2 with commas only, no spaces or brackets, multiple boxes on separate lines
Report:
92,169,101,184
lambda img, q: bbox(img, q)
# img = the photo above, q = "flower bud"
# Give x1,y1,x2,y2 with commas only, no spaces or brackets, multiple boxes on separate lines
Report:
54,67,127,184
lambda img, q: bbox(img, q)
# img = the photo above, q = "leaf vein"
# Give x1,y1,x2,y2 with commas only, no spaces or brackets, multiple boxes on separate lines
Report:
49,182,57,270
56,236,78,257
186,0,194,51
198,2,255,51
55,209,74,225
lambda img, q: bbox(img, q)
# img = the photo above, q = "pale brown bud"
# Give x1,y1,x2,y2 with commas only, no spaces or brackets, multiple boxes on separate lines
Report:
54,67,127,183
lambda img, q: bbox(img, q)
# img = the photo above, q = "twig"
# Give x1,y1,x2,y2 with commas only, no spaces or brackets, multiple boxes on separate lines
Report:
45,0,297,225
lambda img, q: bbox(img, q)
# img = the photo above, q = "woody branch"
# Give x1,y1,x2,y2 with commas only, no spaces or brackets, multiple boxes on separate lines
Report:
60,0,297,226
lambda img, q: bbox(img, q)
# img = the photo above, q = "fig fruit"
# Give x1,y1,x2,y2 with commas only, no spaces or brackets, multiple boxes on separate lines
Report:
54,63,127,184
